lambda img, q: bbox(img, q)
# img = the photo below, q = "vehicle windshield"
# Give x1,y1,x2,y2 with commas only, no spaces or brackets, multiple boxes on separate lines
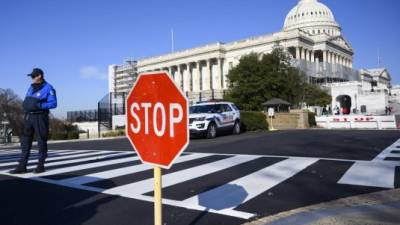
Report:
190,104,221,114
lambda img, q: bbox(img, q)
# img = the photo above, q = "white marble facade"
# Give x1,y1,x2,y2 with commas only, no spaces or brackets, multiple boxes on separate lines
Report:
109,0,392,112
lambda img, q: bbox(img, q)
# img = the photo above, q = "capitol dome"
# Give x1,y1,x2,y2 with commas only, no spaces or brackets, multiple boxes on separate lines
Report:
283,0,341,36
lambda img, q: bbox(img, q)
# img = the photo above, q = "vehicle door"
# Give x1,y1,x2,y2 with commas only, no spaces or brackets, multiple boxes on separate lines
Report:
222,104,235,126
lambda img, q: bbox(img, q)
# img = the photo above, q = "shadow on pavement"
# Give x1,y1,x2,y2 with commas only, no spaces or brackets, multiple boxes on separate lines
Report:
0,174,117,225
189,184,248,225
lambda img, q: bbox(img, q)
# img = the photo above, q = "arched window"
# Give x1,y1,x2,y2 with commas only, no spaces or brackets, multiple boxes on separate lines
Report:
311,12,313,15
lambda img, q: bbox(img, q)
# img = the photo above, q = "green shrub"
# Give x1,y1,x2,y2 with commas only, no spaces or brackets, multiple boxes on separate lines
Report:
102,129,125,137
308,112,316,127
49,131,79,140
240,111,268,131
67,131,79,140
49,133,68,140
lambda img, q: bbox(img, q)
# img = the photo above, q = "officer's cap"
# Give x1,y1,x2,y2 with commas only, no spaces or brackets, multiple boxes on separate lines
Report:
27,68,44,77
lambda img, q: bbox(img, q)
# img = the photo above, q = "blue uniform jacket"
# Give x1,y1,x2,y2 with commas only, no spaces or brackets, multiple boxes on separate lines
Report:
22,81,57,113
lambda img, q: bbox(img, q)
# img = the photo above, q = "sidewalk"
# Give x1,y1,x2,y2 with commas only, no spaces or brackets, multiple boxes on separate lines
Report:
244,188,400,225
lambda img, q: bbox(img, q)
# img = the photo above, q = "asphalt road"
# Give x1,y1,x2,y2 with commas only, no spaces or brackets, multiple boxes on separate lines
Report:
0,130,399,225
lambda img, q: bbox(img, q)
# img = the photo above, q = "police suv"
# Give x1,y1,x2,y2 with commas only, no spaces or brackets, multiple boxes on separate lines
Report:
189,101,241,138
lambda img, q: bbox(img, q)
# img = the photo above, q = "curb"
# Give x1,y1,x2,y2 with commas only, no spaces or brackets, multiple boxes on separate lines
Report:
243,188,400,225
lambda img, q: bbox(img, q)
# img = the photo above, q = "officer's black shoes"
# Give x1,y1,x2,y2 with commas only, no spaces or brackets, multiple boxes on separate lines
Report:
33,164,45,174
9,166,27,174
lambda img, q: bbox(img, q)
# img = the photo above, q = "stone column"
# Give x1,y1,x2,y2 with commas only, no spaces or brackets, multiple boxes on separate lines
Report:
203,60,210,91
198,61,204,91
334,54,338,65
304,49,309,61
176,65,182,90
183,63,191,92
311,51,315,63
323,50,328,63
168,66,173,79
220,58,226,89
207,59,212,90
193,62,200,92
214,58,222,90
301,48,305,60
296,47,300,60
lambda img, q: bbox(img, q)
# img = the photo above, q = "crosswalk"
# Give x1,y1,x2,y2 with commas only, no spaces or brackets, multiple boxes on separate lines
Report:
339,138,400,188
0,142,399,219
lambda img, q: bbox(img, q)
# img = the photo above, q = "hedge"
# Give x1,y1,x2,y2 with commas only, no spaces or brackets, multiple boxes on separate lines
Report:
102,129,125,137
308,112,317,127
240,111,268,131
49,131,79,140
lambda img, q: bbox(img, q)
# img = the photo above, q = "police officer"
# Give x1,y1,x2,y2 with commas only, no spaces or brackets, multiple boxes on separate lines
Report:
10,68,57,174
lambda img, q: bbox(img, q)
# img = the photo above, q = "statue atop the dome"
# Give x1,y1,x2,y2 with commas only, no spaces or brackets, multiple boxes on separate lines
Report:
300,0,318,3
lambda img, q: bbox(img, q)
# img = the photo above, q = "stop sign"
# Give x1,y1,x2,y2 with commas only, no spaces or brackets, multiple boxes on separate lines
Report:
126,71,189,169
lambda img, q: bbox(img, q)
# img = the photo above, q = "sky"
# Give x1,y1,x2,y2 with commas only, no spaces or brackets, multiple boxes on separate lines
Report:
0,0,399,118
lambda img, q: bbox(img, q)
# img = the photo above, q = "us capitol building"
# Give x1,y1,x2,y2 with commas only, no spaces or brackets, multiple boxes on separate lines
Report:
108,0,392,115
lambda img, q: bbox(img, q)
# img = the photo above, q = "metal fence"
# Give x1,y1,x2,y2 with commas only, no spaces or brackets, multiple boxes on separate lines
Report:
97,92,126,132
67,110,98,122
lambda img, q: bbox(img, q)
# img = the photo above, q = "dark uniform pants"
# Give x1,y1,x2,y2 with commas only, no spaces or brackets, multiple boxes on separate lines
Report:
19,113,49,166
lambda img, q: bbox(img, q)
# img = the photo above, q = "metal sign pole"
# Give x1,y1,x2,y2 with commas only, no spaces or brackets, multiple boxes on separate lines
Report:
154,166,162,225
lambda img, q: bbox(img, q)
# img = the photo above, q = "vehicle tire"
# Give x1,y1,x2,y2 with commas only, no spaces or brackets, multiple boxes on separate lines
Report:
206,123,217,139
232,121,241,135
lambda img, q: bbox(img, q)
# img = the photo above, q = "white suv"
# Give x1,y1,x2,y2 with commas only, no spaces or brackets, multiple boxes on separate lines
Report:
189,101,241,138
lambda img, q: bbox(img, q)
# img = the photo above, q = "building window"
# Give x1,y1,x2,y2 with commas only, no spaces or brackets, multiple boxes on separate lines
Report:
311,12,313,15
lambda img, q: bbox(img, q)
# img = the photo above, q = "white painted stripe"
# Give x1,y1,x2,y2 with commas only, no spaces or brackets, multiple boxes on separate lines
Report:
385,154,400,159
25,176,255,219
338,161,398,188
60,153,212,185
18,154,140,178
0,150,87,162
104,155,261,196
181,157,318,212
0,150,20,154
0,150,119,167
373,138,400,161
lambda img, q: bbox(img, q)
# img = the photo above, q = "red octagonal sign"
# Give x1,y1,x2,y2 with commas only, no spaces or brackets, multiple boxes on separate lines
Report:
126,72,189,169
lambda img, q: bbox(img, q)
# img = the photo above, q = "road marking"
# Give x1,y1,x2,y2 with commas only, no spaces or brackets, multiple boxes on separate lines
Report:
339,138,400,188
13,153,138,178
0,142,398,220
60,153,212,185
0,150,69,159
0,150,113,166
181,158,318,214
104,155,261,196
338,161,398,188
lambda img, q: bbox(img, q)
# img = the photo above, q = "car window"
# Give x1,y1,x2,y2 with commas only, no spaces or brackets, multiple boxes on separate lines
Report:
223,104,232,112
190,104,220,114
231,104,239,111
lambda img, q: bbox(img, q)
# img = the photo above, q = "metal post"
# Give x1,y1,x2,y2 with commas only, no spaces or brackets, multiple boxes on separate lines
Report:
154,166,162,225
97,102,101,138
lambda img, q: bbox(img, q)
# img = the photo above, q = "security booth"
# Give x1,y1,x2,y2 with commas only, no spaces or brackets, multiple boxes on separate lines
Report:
262,98,292,113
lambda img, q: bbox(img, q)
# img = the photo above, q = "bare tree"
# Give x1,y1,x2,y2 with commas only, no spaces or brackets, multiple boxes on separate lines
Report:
0,88,24,136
